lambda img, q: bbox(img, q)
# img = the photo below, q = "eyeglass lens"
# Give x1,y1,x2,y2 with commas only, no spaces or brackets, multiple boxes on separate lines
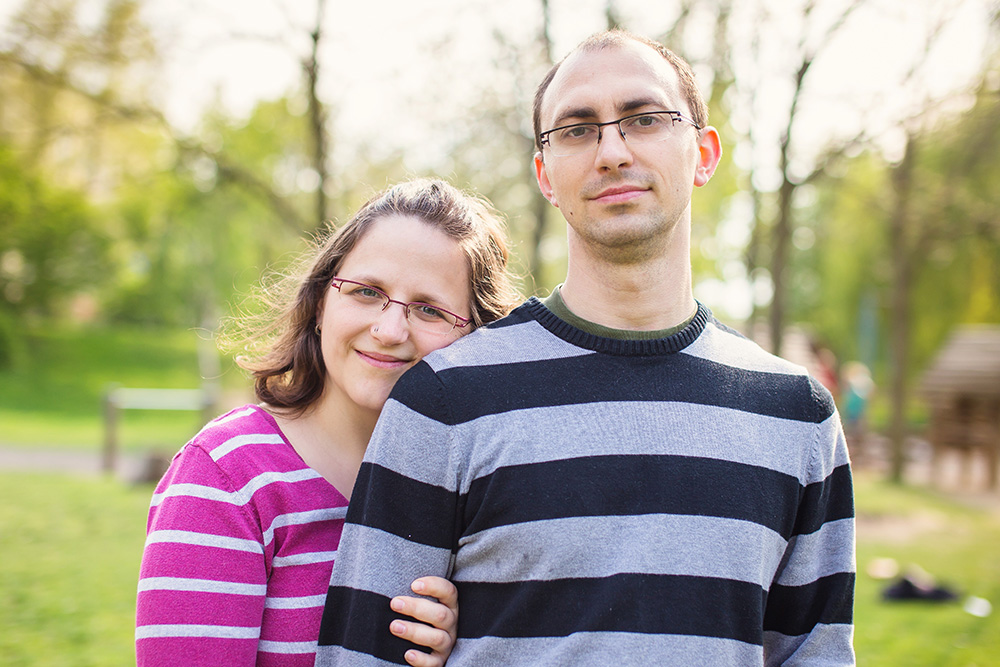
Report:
544,111,695,157
332,278,464,334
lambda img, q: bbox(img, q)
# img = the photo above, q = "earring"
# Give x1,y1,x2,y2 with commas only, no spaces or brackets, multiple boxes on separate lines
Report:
315,325,322,336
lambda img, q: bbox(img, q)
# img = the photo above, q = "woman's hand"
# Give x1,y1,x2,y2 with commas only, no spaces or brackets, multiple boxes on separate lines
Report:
388,576,459,667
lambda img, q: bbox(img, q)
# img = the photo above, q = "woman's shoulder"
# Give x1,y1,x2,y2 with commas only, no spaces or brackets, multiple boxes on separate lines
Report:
181,404,305,481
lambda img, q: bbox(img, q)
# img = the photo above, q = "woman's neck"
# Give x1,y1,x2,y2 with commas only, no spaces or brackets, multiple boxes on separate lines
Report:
268,395,376,500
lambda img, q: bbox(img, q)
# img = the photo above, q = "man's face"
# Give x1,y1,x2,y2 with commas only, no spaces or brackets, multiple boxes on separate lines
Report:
534,40,719,262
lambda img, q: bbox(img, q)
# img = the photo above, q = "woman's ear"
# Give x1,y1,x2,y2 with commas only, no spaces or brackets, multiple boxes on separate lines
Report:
314,296,325,334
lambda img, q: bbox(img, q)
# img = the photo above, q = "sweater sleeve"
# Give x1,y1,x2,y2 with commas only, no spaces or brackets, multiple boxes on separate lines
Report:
136,444,268,666
763,391,856,666
316,362,461,666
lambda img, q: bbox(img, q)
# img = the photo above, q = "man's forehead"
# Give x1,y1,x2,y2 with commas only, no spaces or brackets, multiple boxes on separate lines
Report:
541,41,680,124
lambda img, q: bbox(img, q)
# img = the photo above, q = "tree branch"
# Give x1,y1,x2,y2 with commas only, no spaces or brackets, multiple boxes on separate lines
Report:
3,50,309,233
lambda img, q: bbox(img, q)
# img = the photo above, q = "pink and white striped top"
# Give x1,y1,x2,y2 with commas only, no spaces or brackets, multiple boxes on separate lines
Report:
136,404,348,666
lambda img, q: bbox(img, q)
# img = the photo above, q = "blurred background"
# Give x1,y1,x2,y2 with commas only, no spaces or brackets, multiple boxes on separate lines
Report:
1,0,998,665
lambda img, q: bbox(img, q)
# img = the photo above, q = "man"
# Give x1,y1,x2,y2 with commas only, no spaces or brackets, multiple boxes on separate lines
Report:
316,29,855,666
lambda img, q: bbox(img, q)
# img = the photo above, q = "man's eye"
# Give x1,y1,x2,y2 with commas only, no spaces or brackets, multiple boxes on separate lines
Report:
627,114,664,129
561,125,596,140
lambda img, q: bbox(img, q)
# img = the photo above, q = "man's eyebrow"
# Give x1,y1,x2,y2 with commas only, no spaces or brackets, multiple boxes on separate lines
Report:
618,97,665,114
550,106,599,128
549,98,670,128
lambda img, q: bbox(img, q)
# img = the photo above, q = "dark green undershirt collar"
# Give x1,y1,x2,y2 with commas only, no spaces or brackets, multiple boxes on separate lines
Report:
540,285,696,340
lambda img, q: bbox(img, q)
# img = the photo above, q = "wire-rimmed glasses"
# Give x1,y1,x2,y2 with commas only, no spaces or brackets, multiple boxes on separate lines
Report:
330,277,471,335
539,110,701,157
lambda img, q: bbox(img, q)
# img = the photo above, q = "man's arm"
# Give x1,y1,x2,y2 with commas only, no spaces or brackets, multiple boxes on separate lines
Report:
763,401,856,666
316,362,461,666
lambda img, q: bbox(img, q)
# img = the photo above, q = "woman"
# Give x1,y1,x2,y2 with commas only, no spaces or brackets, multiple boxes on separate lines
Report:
136,179,521,666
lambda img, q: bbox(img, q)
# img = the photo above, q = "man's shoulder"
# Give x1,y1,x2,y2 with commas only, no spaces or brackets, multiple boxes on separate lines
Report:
687,318,836,420
421,299,578,373
687,316,808,375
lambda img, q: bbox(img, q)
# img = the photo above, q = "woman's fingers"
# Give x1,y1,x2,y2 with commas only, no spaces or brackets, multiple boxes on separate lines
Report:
389,618,451,667
390,596,455,638
410,576,458,614
388,576,460,666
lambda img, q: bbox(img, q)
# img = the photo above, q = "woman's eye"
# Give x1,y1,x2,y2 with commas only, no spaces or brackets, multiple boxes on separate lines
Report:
414,304,448,321
354,287,382,299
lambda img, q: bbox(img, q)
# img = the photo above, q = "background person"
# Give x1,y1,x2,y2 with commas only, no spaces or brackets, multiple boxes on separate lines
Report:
135,179,521,667
316,30,854,666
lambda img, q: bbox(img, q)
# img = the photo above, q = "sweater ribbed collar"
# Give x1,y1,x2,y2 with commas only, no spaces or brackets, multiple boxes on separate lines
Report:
521,296,711,356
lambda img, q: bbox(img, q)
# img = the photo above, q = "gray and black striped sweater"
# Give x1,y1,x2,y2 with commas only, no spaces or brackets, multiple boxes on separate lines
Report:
317,299,855,666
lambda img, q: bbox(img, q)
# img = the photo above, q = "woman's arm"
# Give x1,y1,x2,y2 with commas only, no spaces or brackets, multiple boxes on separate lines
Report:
389,576,459,667
136,445,267,666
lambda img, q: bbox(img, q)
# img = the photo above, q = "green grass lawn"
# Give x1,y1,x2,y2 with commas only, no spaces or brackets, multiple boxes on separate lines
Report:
0,325,251,454
853,471,1000,665
0,472,152,667
1,467,997,665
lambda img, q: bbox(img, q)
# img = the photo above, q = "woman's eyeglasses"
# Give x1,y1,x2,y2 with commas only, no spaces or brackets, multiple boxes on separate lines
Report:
331,277,470,335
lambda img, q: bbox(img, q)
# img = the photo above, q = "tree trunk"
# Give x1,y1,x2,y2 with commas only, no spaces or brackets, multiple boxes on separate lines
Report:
305,0,329,228
528,0,554,292
887,134,916,483
768,54,809,356
769,173,794,355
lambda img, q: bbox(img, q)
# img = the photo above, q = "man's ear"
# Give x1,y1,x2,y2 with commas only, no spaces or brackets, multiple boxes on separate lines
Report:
694,126,722,187
534,152,559,208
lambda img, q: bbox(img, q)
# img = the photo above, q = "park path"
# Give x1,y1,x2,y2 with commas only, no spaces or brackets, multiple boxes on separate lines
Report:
0,445,148,481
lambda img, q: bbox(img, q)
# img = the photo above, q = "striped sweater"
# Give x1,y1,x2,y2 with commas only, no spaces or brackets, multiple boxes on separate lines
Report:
316,299,856,666
136,405,348,666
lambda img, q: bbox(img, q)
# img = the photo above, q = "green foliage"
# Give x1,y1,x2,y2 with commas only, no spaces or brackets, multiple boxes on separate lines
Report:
792,154,889,366
0,142,110,325
791,71,1000,394
0,472,151,667
0,307,26,368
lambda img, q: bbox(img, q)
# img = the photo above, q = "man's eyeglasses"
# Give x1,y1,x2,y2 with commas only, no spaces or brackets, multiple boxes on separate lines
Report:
539,110,701,157
330,277,471,335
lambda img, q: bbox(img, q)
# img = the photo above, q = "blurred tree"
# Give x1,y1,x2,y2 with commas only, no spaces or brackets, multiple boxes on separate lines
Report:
0,0,160,187
793,52,1000,481
222,0,333,227
883,72,1000,482
0,142,108,364
728,0,868,353
449,0,554,294
0,0,333,329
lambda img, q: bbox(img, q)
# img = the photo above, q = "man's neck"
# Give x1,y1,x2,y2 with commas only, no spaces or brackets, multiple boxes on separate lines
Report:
560,243,696,332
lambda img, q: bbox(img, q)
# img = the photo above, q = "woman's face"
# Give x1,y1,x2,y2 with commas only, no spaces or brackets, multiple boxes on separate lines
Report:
316,214,472,417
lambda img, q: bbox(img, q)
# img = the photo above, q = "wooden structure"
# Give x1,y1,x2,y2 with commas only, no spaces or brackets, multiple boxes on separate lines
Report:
102,384,218,474
920,326,1000,490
